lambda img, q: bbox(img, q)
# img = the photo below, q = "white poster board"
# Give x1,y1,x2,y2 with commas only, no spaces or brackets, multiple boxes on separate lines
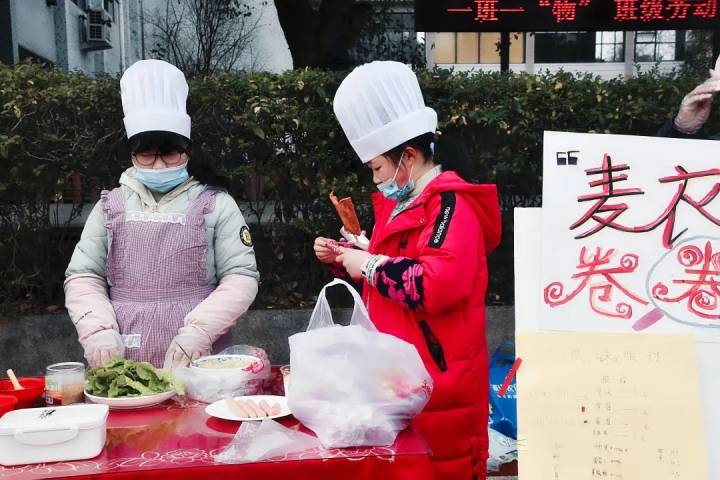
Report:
514,208,542,332
516,207,718,479
540,132,720,342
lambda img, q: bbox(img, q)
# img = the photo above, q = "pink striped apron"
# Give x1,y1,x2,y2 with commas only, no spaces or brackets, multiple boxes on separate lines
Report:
102,187,227,368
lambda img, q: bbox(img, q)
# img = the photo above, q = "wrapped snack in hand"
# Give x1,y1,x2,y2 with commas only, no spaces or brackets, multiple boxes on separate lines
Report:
329,192,362,236
325,239,343,255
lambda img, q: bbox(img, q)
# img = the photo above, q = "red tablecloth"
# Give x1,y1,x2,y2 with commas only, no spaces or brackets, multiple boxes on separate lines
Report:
0,370,433,480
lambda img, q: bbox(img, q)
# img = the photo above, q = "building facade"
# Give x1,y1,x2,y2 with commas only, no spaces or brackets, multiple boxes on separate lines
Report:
0,0,144,75
377,0,701,78
427,30,696,79
0,0,292,75
0,0,704,79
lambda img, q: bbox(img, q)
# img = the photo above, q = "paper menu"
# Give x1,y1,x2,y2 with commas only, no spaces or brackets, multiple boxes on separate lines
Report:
517,332,707,480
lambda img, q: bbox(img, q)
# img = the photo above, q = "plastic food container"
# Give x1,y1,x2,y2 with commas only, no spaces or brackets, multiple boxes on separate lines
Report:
192,354,261,373
45,362,86,406
175,346,271,403
0,403,108,466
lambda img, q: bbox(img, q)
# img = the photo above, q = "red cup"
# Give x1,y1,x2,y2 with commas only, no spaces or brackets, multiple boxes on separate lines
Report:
0,395,18,417
0,377,45,408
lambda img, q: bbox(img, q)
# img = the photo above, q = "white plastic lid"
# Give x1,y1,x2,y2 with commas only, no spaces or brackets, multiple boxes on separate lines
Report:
0,404,109,435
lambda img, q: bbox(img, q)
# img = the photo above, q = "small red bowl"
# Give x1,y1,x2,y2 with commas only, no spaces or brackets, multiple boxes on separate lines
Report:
0,395,18,417
0,377,45,408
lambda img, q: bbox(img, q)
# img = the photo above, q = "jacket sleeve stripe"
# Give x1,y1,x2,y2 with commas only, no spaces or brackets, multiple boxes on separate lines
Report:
428,191,456,249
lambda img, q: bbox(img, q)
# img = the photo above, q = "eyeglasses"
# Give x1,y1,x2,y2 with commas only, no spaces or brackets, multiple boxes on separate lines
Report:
132,150,186,167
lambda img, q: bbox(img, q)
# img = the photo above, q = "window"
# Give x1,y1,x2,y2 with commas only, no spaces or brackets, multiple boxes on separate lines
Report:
457,33,479,63
595,32,624,62
635,31,683,62
103,0,114,21
435,32,456,63
535,32,595,63
535,30,690,63
434,32,525,64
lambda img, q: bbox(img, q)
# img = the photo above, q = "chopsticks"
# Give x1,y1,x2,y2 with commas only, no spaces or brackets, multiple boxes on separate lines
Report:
6,369,23,390
176,344,193,364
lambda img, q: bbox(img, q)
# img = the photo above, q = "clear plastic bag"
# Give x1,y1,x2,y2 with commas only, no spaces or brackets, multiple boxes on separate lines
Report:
287,279,433,448
173,345,270,403
214,419,322,464
487,426,518,472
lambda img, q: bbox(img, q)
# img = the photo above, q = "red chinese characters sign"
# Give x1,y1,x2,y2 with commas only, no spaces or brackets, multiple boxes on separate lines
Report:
415,0,720,31
540,132,720,342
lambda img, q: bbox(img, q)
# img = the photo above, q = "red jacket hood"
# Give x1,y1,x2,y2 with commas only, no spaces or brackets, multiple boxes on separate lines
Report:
372,171,502,254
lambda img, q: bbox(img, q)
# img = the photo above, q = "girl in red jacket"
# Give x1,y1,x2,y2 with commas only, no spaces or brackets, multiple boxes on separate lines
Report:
314,61,501,479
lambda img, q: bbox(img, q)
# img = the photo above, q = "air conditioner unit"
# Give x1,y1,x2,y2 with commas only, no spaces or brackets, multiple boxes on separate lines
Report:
82,10,112,50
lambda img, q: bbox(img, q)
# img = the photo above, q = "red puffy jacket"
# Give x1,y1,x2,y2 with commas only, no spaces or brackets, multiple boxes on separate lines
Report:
362,171,501,479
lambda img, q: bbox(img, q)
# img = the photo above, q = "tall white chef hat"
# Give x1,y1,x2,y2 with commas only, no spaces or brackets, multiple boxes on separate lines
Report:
120,59,191,139
333,61,437,163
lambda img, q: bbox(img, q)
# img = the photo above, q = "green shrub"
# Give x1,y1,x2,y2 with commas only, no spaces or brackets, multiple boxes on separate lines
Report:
0,61,713,312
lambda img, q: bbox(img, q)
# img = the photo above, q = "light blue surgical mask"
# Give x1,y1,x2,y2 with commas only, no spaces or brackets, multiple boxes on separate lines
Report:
134,163,189,193
377,154,415,201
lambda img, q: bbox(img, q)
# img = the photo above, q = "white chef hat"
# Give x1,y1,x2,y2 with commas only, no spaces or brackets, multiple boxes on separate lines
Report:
120,60,191,139
333,61,438,163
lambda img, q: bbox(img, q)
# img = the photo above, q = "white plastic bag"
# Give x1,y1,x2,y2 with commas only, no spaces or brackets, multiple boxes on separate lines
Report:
173,345,270,403
487,426,518,472
214,419,322,464
287,279,433,448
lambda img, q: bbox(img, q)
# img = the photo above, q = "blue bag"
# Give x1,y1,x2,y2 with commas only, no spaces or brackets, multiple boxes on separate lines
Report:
488,341,517,439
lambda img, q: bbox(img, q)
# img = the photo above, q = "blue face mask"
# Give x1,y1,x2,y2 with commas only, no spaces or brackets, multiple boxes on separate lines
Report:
134,163,189,193
377,154,415,201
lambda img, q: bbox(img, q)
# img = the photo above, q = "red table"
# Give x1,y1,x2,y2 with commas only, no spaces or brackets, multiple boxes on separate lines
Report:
0,371,432,480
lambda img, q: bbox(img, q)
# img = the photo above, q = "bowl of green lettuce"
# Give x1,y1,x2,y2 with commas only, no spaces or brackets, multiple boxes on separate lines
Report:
84,358,184,409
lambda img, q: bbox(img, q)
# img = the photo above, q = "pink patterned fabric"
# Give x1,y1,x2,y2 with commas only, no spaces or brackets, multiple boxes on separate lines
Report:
103,187,224,368
373,257,424,311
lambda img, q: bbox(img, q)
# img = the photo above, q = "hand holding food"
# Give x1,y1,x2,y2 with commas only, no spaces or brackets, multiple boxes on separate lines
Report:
314,236,342,264
335,247,372,280
164,325,213,369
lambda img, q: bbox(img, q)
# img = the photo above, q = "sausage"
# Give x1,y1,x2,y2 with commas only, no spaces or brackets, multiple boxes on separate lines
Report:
244,399,266,418
270,403,282,416
258,399,273,416
225,397,253,418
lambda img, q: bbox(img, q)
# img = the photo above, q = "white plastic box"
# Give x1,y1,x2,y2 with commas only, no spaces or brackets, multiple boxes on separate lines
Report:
0,403,108,466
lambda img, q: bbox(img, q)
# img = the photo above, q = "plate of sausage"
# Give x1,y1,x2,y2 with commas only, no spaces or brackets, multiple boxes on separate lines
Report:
205,395,291,421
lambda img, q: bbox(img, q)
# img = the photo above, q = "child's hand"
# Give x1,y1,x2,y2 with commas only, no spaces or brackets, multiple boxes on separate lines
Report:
314,237,342,264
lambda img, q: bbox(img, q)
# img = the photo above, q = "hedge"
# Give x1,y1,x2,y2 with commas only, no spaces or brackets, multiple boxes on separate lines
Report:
0,61,714,313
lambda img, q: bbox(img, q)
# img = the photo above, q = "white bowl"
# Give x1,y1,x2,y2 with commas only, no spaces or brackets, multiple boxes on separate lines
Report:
191,354,262,373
